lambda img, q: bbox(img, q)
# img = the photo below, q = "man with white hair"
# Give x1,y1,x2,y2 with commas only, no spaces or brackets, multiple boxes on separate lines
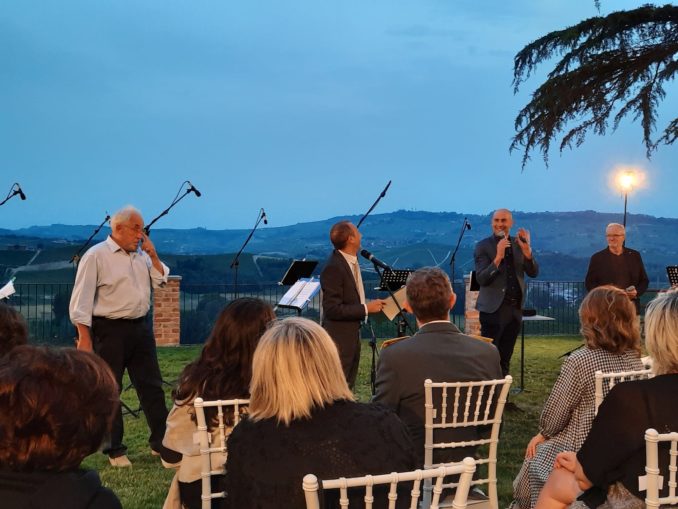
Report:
69,205,170,467
585,222,648,314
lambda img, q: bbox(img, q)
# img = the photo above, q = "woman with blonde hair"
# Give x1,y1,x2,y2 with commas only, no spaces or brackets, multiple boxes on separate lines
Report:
512,286,644,508
536,288,678,508
223,317,415,509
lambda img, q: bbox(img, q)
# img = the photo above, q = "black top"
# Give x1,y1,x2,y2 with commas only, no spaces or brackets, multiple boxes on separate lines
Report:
223,400,416,509
584,247,649,312
577,374,678,502
0,468,121,509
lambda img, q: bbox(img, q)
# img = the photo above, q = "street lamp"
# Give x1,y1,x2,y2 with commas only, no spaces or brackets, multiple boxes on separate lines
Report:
615,169,637,228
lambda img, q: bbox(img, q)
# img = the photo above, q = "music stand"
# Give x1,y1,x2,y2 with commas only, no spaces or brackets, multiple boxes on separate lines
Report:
377,269,412,292
667,266,678,287
280,260,318,285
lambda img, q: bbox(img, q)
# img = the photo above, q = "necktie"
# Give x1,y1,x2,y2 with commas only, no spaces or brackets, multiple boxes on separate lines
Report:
352,261,366,305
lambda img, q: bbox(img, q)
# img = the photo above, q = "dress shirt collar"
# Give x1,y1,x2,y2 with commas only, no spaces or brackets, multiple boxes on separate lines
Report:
105,235,139,255
338,249,358,265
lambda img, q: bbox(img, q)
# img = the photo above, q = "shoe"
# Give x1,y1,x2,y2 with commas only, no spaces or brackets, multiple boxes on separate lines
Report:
109,455,132,467
151,449,160,457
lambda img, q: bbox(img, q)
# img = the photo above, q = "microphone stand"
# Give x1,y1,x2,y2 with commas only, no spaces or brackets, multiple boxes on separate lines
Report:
70,214,111,266
230,209,266,299
356,180,391,229
0,184,23,207
144,181,196,235
449,217,471,286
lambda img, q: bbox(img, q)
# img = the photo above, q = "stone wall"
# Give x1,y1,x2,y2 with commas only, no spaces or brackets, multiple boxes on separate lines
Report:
464,273,480,336
153,275,182,346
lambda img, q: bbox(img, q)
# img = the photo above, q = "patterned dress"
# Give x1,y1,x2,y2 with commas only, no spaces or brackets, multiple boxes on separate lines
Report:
511,347,643,509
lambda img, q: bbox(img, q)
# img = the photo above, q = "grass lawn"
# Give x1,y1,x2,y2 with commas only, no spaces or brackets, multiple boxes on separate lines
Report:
82,335,582,508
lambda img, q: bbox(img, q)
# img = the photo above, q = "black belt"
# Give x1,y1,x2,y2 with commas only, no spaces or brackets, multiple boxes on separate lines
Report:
93,315,148,324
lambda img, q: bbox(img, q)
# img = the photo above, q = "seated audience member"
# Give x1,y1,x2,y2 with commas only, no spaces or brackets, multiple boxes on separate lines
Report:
535,289,678,509
161,298,275,509
0,345,121,509
0,302,28,357
223,317,416,509
373,266,502,466
512,286,644,508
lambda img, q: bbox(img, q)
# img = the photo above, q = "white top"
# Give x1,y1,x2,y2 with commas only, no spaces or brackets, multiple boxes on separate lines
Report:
69,236,169,326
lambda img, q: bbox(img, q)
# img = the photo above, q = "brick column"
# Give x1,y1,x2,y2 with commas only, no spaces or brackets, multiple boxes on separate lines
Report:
464,273,480,336
153,275,182,346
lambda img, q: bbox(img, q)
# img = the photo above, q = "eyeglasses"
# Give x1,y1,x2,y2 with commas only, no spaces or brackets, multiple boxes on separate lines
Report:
606,234,624,238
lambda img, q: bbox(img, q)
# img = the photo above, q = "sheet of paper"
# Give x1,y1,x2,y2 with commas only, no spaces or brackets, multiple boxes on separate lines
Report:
278,278,321,309
382,286,407,321
0,279,16,300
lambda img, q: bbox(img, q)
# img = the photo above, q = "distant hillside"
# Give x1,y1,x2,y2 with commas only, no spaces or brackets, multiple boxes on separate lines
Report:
1,210,676,284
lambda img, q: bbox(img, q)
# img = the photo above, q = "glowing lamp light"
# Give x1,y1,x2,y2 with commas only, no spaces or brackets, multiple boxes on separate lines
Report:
618,171,636,192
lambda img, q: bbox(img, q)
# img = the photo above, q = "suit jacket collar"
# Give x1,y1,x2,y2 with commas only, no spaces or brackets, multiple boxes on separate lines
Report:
332,249,360,298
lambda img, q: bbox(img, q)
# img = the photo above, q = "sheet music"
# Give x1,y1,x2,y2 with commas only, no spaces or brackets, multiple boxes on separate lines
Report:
278,278,321,309
382,286,407,321
0,278,16,300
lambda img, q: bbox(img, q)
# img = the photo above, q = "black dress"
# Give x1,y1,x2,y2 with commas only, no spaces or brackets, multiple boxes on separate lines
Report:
223,400,416,509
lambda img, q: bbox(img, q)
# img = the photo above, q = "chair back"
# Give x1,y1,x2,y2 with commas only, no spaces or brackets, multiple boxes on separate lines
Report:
194,397,249,509
645,428,678,508
302,457,476,509
423,376,512,509
593,369,653,415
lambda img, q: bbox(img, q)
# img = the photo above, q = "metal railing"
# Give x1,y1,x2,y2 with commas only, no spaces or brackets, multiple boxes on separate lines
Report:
6,281,667,345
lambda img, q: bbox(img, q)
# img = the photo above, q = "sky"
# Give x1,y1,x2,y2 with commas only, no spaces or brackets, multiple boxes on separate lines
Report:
1,0,676,230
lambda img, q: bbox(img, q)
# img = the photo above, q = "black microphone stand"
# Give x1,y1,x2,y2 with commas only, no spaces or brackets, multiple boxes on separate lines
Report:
70,214,111,267
230,209,266,299
356,180,391,229
366,261,415,395
449,217,471,286
0,183,24,207
144,181,197,235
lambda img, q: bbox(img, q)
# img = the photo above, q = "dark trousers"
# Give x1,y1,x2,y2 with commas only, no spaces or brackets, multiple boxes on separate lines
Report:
479,302,522,377
92,316,169,457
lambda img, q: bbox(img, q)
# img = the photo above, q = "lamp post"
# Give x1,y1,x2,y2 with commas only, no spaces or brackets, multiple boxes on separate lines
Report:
616,170,637,228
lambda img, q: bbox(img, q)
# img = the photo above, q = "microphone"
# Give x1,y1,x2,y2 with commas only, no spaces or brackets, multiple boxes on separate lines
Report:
360,249,392,271
503,231,512,256
187,181,202,197
261,208,268,225
465,218,471,230
14,183,26,200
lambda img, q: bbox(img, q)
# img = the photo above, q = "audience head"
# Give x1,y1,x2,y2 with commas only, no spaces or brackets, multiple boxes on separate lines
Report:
0,302,28,357
579,285,640,354
174,297,275,404
644,289,678,375
405,267,456,324
0,345,118,472
249,317,354,425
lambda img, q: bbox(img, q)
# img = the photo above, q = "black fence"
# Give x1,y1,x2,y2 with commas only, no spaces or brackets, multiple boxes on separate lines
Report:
6,281,666,346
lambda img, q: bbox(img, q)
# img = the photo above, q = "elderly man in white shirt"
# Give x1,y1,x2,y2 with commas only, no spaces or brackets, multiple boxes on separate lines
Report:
70,205,169,467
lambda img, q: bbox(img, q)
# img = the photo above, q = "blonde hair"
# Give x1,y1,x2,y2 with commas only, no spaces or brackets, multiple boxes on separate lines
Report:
248,317,354,425
579,285,640,355
644,289,678,375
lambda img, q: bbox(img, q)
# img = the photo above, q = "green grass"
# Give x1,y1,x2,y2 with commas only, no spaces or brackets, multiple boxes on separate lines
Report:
81,336,582,508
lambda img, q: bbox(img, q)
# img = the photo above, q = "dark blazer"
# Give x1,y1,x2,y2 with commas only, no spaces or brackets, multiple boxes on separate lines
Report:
372,321,503,465
320,250,365,368
474,234,539,313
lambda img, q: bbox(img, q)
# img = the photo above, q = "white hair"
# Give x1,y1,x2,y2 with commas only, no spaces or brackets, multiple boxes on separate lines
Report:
110,206,142,230
606,223,625,233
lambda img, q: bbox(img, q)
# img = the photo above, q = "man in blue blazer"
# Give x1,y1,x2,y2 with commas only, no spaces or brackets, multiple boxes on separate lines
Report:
474,209,539,376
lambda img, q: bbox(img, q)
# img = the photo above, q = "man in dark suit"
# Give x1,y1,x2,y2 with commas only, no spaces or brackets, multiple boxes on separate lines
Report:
320,221,385,388
474,209,538,377
373,267,502,465
585,222,648,314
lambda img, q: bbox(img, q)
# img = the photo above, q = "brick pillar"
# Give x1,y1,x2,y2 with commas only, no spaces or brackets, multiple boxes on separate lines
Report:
464,273,480,336
153,275,182,346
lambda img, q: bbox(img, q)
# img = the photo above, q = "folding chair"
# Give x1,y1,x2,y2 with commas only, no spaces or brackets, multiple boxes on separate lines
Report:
593,369,653,415
423,376,512,509
302,457,476,509
645,428,678,508
194,397,249,509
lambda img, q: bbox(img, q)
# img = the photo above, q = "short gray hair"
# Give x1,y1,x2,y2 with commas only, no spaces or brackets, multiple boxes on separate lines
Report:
110,206,142,230
606,223,625,233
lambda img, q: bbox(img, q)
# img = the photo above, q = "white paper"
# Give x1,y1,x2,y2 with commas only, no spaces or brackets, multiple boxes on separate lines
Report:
382,286,407,321
0,279,15,300
278,278,321,309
